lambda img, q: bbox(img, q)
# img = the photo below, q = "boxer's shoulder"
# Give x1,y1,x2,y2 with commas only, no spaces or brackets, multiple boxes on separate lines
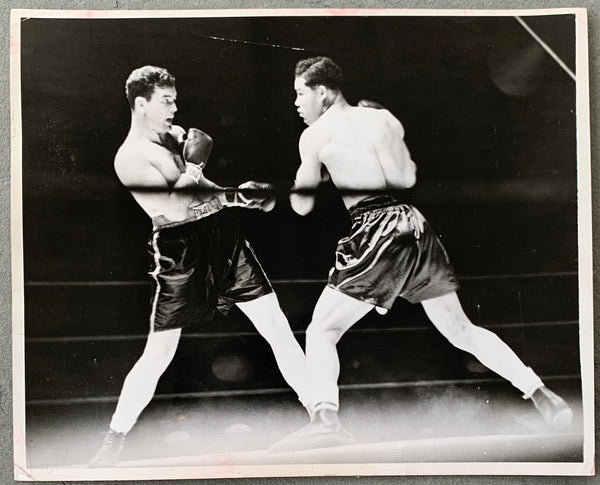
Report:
115,138,177,185
114,139,150,170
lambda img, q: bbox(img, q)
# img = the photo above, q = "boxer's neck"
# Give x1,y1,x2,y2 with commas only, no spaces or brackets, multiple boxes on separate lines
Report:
129,114,164,144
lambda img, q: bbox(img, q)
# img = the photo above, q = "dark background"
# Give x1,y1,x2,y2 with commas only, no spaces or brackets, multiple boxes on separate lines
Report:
20,15,577,283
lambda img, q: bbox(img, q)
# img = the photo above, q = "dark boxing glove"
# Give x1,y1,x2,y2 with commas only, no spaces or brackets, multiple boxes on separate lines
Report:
183,128,213,169
224,181,276,212
358,99,385,110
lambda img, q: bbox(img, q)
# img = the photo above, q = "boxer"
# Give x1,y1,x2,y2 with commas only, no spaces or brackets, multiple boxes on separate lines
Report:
89,66,313,467
269,56,573,452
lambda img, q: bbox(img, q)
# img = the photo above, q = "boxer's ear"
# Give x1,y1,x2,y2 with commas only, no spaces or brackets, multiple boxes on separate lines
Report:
134,96,146,111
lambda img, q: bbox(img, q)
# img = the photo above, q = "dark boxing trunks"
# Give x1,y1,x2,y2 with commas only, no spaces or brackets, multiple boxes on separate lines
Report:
328,196,459,307
147,209,273,332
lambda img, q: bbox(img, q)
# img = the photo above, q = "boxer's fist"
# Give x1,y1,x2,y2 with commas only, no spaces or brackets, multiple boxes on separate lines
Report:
183,128,213,168
236,181,276,212
169,125,187,144
358,99,385,110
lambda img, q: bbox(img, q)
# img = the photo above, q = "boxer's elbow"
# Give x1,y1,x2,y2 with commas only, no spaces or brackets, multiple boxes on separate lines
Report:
396,160,417,189
405,178,416,189
386,172,416,191
404,162,417,188
290,194,314,216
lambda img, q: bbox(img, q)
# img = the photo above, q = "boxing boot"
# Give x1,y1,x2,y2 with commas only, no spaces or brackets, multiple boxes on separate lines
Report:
530,386,573,429
268,408,354,453
88,429,127,467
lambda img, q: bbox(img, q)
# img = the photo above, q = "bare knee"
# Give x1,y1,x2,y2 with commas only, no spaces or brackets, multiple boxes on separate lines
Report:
306,319,346,346
139,330,180,368
441,319,483,351
254,308,302,349
239,294,298,344
423,293,480,350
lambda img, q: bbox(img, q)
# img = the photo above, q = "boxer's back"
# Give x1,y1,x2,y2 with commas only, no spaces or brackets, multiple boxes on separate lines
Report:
316,106,416,209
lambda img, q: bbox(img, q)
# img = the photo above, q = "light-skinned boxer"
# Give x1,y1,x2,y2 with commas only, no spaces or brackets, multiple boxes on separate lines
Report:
89,66,313,467
270,56,573,452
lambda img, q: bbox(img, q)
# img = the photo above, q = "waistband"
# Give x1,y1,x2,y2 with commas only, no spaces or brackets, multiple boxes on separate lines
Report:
348,195,411,218
152,197,224,231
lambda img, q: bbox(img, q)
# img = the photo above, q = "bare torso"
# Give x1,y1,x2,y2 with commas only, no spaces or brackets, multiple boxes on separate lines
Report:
114,128,217,222
305,105,416,209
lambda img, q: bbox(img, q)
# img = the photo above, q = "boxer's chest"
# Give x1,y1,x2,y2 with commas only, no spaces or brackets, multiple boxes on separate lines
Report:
152,146,186,184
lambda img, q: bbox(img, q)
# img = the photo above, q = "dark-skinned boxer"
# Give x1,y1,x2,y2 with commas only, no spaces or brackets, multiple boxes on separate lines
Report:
269,56,573,452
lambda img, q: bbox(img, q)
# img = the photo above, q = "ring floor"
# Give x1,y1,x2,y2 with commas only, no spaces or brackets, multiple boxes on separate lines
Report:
24,377,583,468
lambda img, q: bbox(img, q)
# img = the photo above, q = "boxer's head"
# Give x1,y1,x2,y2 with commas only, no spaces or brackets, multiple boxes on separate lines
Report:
295,57,343,91
294,57,344,125
125,66,176,109
126,66,177,133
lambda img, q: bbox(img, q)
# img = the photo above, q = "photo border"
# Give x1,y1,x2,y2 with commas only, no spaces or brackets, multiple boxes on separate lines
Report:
9,7,595,481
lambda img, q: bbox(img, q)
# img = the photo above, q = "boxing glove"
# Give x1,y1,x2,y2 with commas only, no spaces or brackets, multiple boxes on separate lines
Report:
358,99,385,110
224,181,276,212
183,128,213,169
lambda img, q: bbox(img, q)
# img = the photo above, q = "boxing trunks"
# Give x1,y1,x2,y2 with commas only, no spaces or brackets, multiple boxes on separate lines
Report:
328,195,460,308
147,207,273,332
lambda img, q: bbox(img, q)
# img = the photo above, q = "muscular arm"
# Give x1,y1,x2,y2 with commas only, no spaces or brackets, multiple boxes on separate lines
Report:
115,147,207,221
290,130,324,216
171,126,230,201
377,112,417,189
116,148,199,193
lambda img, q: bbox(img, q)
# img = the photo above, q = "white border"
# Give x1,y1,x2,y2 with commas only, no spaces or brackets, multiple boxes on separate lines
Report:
9,7,594,480
574,7,595,473
10,8,27,481
9,7,589,18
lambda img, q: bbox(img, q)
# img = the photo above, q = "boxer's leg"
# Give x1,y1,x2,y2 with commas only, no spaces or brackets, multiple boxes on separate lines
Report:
89,328,182,467
109,328,182,433
269,287,372,452
237,293,314,408
305,286,374,411
421,292,572,426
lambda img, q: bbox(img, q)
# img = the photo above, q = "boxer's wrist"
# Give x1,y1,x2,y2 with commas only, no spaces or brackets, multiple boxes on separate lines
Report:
182,163,203,184
224,187,236,204
223,186,243,206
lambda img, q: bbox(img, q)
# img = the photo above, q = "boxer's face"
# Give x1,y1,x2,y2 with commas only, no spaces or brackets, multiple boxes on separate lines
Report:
142,86,178,133
294,76,324,126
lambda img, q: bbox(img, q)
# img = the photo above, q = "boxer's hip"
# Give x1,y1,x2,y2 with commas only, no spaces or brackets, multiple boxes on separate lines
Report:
151,197,224,231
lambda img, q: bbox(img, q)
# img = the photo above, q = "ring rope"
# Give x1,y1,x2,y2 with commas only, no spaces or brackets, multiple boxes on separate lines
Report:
514,16,576,81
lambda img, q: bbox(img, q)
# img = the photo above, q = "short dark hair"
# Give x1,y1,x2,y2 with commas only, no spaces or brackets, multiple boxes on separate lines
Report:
295,57,343,91
125,65,176,109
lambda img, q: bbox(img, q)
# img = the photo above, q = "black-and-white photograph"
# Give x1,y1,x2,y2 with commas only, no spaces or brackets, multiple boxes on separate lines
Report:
10,8,593,480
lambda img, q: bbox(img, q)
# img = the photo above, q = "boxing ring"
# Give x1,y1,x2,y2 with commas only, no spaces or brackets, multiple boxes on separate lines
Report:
24,273,584,468
12,9,592,479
